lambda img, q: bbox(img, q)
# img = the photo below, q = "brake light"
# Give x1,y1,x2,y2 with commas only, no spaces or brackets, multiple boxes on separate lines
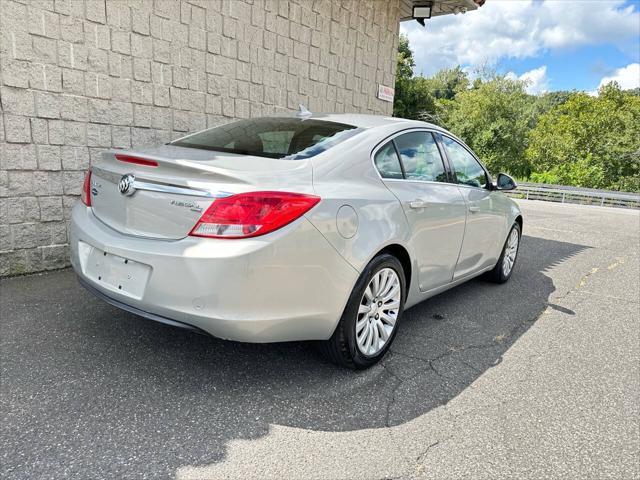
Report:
190,191,321,239
115,154,158,167
81,170,92,206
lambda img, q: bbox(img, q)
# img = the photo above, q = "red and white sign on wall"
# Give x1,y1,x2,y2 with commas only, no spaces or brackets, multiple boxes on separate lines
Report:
377,84,395,103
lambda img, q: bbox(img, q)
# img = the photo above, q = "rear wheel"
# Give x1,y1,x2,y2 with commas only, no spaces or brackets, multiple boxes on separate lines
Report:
487,222,521,283
319,254,406,369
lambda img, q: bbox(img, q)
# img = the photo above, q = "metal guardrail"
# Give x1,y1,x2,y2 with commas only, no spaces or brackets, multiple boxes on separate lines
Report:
517,181,640,197
505,183,640,210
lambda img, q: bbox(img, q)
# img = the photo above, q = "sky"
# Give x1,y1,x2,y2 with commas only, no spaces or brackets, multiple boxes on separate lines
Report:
399,0,640,94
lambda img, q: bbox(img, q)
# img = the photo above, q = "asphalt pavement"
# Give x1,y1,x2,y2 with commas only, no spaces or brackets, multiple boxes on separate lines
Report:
1,200,639,479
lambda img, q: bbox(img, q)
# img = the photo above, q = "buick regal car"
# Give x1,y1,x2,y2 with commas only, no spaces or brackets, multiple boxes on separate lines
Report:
70,112,522,369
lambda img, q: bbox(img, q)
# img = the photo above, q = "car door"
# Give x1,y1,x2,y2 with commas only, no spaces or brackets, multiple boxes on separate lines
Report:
373,130,467,292
438,134,506,279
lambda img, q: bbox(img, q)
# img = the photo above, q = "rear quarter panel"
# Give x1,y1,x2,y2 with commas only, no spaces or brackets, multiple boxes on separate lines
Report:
305,128,416,291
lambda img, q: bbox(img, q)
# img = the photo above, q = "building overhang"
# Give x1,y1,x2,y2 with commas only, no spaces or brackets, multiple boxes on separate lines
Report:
399,0,484,21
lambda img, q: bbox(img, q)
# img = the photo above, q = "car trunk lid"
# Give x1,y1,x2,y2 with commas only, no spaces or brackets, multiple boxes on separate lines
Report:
89,145,313,240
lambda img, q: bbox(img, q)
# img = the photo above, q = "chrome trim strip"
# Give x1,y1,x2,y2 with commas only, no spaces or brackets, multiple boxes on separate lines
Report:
91,166,232,199
383,178,453,187
130,180,228,198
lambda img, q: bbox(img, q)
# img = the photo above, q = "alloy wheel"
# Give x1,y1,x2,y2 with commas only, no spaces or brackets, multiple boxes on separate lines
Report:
502,228,519,276
355,268,401,356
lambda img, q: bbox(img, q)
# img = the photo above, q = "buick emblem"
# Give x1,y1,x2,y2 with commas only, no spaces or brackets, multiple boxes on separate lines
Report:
118,174,135,196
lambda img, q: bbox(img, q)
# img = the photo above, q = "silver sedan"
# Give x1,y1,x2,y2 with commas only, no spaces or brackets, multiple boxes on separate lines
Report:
70,112,522,368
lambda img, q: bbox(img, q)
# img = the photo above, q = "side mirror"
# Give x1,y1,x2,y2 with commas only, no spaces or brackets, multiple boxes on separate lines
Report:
495,173,517,191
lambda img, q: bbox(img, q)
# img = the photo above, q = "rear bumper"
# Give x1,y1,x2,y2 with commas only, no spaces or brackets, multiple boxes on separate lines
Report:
77,276,209,334
70,203,359,342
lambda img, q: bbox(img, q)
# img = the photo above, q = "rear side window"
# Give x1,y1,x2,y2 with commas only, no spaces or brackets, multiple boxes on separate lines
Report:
171,117,361,159
441,136,487,188
374,142,403,179
394,131,447,183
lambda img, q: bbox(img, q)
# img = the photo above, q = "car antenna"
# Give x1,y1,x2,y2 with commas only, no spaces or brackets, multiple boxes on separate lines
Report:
297,104,312,118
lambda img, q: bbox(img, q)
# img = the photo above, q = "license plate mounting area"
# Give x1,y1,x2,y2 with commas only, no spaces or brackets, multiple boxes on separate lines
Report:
81,243,151,300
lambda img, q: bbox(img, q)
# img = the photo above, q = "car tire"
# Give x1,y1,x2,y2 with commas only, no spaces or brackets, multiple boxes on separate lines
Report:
487,222,521,284
318,253,406,369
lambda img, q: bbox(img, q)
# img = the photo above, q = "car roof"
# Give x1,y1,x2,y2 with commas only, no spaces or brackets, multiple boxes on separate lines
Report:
304,113,443,131
304,113,478,161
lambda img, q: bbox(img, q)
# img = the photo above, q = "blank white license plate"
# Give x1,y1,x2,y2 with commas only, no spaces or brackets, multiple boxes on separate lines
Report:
82,243,151,299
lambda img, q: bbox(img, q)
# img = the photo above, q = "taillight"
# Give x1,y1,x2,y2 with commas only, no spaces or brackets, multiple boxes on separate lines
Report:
81,170,92,206
190,191,321,239
115,154,158,167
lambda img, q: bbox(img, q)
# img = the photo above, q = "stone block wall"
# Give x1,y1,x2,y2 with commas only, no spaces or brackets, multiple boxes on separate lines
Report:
0,0,400,275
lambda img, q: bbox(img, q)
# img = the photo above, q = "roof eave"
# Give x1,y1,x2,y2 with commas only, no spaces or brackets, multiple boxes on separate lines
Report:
399,0,482,22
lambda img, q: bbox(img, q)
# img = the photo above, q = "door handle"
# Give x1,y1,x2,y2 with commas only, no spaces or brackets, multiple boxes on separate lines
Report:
409,199,427,209
468,204,480,213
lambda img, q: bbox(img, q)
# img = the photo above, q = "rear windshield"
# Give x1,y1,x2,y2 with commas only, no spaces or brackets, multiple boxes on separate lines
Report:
171,117,361,159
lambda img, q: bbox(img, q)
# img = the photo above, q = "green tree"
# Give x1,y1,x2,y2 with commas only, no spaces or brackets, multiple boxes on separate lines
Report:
526,82,640,191
442,74,535,177
531,90,574,118
420,67,471,125
395,34,414,80
423,66,470,101
393,35,436,120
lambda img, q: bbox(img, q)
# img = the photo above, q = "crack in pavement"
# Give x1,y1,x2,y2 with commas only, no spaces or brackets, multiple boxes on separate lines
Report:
416,440,440,463
576,267,599,289
381,345,492,430
606,257,625,270
379,358,411,428
553,254,632,307
414,440,443,477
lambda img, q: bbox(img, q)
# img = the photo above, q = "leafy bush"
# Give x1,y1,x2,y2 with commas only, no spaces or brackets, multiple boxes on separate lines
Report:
528,171,561,185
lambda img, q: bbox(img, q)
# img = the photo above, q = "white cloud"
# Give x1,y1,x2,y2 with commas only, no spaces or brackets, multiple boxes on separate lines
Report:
506,66,550,95
401,0,640,77
596,63,640,90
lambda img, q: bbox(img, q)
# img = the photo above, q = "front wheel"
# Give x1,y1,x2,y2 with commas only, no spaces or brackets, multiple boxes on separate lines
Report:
487,222,521,283
319,254,406,369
